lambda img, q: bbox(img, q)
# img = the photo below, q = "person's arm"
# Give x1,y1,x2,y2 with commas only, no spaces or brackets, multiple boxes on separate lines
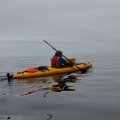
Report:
59,57,74,67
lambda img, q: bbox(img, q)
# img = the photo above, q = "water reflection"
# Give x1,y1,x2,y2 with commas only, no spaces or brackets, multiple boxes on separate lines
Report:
12,74,78,97
0,72,93,97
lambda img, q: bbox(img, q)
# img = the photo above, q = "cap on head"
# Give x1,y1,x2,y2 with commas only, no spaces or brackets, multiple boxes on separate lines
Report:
55,51,63,56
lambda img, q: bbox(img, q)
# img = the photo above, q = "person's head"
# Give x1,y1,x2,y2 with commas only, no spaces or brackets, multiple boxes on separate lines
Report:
55,51,63,57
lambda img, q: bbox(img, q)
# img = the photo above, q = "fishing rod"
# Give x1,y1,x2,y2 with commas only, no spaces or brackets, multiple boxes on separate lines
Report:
43,40,82,71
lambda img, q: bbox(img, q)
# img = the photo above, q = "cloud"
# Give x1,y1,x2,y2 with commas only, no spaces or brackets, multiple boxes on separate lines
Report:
0,0,120,43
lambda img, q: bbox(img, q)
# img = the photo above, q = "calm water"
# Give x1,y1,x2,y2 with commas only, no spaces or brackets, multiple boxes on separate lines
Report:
0,51,120,120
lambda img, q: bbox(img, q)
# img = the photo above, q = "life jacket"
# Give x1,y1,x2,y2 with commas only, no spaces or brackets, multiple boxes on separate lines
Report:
51,56,61,68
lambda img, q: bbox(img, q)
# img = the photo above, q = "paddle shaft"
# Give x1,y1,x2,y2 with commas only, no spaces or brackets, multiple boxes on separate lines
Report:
43,40,81,71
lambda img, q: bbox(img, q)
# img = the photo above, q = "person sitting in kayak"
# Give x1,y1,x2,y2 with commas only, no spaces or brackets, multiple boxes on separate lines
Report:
51,51,74,68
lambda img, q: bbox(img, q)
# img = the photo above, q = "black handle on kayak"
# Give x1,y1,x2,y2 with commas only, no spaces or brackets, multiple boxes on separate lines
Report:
43,40,82,71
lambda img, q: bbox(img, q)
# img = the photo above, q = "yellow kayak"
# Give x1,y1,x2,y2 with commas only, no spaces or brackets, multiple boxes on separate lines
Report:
9,62,92,79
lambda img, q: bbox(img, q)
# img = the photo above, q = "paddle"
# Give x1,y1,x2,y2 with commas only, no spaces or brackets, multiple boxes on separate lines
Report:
43,40,82,72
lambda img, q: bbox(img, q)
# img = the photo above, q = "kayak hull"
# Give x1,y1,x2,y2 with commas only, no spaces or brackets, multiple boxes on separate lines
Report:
12,63,92,79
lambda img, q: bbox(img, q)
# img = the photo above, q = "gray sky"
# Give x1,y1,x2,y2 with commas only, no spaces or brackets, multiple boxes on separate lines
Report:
0,0,120,43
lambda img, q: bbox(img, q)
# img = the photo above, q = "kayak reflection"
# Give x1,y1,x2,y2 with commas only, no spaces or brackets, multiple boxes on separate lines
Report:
18,74,77,96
